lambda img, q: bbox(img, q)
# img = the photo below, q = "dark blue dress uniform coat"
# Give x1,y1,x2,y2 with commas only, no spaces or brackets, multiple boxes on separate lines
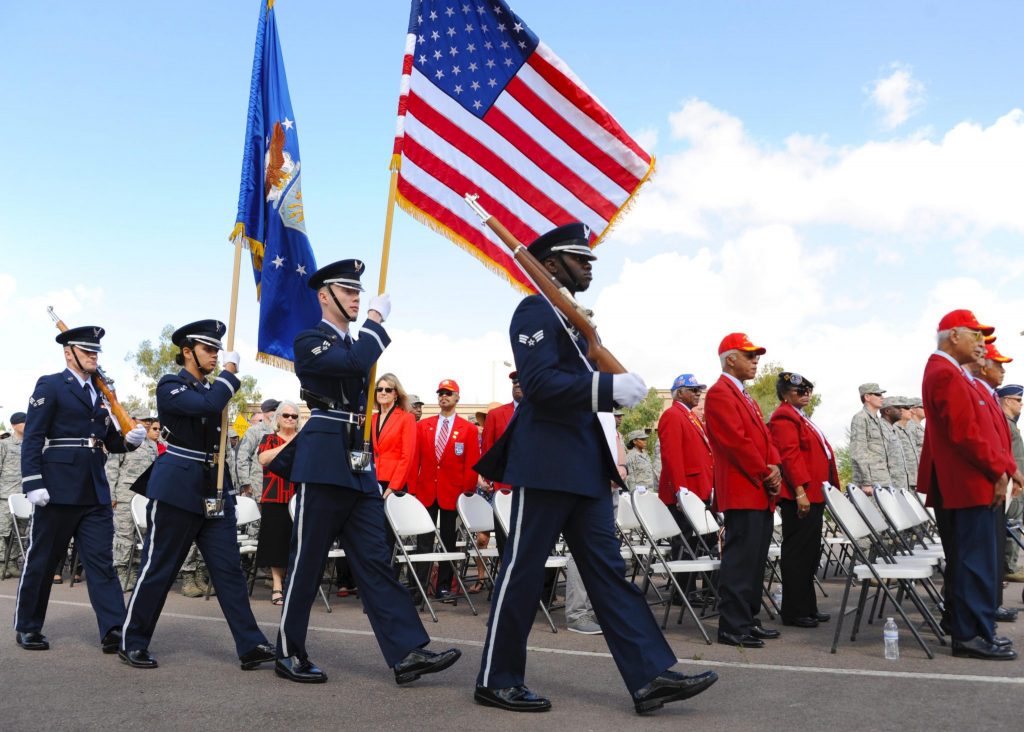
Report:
475,295,677,694
121,368,268,657
277,318,430,667
15,369,131,638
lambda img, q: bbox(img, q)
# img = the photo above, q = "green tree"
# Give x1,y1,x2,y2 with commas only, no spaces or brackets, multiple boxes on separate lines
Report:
126,325,260,418
747,361,821,422
619,387,664,456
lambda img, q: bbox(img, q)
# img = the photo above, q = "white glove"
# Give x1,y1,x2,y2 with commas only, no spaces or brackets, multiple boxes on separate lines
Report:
222,351,240,369
27,488,50,507
368,293,391,322
124,424,147,447
612,372,647,408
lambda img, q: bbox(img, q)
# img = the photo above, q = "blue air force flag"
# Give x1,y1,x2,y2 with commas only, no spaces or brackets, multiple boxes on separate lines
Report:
230,0,320,370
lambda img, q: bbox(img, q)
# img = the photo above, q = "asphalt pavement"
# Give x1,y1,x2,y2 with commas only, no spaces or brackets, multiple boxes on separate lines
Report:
2,576,1022,731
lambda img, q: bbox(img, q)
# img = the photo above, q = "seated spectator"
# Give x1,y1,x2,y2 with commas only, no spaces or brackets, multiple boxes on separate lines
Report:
256,401,301,606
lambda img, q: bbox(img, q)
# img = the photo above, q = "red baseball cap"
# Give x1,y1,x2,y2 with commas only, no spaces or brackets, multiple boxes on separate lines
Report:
436,379,460,394
936,309,994,335
718,332,766,356
984,334,997,345
985,343,1012,363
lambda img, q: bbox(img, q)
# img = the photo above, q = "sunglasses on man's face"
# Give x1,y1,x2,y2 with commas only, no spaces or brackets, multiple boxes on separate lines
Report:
437,390,455,397
376,386,395,393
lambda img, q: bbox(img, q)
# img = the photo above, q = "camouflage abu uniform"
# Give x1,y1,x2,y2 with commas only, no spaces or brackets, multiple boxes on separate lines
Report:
105,437,158,583
0,432,25,576
849,405,892,487
625,445,657,492
235,421,272,498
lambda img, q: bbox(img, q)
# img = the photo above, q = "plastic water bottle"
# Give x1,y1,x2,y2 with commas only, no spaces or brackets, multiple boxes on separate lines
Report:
771,587,782,608
883,617,899,660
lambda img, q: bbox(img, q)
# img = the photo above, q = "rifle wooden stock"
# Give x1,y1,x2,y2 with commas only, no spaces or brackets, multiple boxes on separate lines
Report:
48,306,137,435
464,194,627,374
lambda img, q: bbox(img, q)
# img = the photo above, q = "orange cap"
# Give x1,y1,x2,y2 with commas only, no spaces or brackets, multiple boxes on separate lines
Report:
718,332,766,356
985,343,1012,363
436,379,460,394
937,309,994,335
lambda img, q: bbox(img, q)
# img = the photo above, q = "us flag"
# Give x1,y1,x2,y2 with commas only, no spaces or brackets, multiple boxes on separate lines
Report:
392,1,654,292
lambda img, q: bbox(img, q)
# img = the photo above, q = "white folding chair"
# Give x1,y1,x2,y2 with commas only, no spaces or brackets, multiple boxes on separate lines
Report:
123,494,150,585
385,493,477,623
2,494,34,580
492,489,567,633
824,484,944,658
631,490,720,643
614,492,655,588
456,493,501,593
287,494,343,612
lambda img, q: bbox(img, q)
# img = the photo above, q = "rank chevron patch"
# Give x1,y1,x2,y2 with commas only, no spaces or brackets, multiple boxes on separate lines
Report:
518,330,545,347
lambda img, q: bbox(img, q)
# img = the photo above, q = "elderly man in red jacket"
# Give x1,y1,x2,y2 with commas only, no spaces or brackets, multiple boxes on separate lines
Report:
705,333,782,648
410,379,480,601
919,310,1018,660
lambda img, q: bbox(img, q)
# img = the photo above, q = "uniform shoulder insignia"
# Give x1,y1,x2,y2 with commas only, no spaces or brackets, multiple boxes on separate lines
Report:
28,396,46,408
518,329,545,347
311,339,333,356
170,386,187,395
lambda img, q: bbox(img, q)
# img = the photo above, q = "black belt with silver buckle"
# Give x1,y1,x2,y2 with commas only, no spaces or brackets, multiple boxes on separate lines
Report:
165,443,215,463
309,408,364,426
45,437,102,449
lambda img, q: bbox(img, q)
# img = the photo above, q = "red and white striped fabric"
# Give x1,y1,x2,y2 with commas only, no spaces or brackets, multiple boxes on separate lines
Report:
392,1,654,292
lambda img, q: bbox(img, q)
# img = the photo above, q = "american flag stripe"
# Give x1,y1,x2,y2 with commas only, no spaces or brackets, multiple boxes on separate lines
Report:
393,1,654,293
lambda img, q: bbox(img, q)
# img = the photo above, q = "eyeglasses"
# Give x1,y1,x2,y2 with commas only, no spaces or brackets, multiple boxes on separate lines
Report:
279,413,299,419
437,390,455,397
375,387,395,394
148,425,160,431
1006,396,1023,403
958,328,985,342
793,386,812,396
868,392,883,397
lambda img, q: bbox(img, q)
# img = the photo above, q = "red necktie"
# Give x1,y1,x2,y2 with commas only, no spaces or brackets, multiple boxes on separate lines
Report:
435,418,450,462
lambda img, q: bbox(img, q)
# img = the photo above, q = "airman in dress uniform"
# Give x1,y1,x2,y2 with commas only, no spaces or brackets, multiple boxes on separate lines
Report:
120,320,274,670
105,411,159,589
274,259,460,686
15,326,147,653
473,223,718,714
1,412,27,578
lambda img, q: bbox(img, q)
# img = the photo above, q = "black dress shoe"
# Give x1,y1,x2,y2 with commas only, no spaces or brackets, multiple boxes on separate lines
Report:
119,648,158,668
813,612,831,623
632,670,719,714
717,631,764,648
951,637,1018,660
275,656,327,683
101,627,122,654
394,647,461,684
749,624,781,639
16,632,49,651
989,635,1014,648
474,685,551,712
995,607,1018,623
781,617,819,628
239,643,276,670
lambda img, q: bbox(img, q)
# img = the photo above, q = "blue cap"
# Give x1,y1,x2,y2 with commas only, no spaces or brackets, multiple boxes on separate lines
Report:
997,384,1023,398
171,319,226,350
56,325,105,353
671,374,705,391
527,223,596,262
9,412,26,425
309,259,366,291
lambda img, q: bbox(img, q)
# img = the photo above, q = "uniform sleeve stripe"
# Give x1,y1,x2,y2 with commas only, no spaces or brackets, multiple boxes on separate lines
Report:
22,474,42,484
359,327,386,352
215,376,237,396
592,373,600,412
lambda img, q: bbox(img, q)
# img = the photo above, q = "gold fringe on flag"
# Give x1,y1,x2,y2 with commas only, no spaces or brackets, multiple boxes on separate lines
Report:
593,155,656,248
256,351,296,373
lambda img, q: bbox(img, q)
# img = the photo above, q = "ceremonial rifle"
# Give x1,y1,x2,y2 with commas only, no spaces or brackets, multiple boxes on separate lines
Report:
48,306,137,434
463,194,627,375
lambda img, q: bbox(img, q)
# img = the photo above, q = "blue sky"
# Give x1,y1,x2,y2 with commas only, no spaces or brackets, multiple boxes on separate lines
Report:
2,1,1023,440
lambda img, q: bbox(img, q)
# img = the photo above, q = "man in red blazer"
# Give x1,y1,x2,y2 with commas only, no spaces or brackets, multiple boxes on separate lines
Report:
918,310,1017,660
410,379,480,600
704,333,782,648
481,371,522,494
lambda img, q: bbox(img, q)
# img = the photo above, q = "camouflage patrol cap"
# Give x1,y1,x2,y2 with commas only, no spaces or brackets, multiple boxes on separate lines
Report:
858,383,885,396
881,396,905,409
626,429,648,444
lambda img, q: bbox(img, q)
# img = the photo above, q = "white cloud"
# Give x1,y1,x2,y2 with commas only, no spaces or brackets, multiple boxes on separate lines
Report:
632,126,659,154
868,63,925,129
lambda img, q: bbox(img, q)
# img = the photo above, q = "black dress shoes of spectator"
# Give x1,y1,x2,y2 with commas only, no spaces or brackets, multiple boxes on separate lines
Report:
951,637,1018,660
119,648,158,668
474,685,552,712
990,635,1013,648
781,617,819,628
101,627,122,654
239,643,276,670
995,606,1018,623
632,670,719,714
717,631,764,648
275,656,327,683
393,647,461,684
16,632,49,651
813,612,831,622
749,624,781,639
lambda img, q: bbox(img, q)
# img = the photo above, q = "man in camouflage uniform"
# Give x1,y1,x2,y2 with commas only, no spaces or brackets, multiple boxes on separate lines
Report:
624,429,657,492
998,384,1024,581
1,412,27,578
906,397,925,458
105,411,160,589
879,397,914,490
235,399,278,499
849,383,891,493
891,397,920,490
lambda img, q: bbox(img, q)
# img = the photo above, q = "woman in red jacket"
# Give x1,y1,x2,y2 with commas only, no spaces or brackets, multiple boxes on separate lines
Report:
255,401,300,606
371,373,417,497
767,372,837,628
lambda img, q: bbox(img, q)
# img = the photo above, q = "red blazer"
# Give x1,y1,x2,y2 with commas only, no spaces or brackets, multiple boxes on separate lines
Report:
918,353,1017,508
482,402,515,491
657,401,714,504
705,375,781,512
411,414,480,510
973,379,1014,455
767,402,837,503
371,406,417,490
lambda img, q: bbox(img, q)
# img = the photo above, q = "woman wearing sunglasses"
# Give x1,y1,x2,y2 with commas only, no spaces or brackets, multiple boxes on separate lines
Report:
256,401,302,605
371,373,417,500
767,372,838,629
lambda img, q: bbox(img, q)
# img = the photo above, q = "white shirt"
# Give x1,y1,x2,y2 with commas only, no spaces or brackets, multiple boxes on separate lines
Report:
322,319,352,342
721,372,747,394
68,368,97,405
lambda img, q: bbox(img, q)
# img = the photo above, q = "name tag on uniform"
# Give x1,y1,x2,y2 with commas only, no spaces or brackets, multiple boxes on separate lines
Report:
454,442,465,456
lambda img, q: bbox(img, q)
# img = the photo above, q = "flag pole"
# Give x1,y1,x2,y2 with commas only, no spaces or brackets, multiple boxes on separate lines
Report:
361,163,400,444
215,235,245,496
